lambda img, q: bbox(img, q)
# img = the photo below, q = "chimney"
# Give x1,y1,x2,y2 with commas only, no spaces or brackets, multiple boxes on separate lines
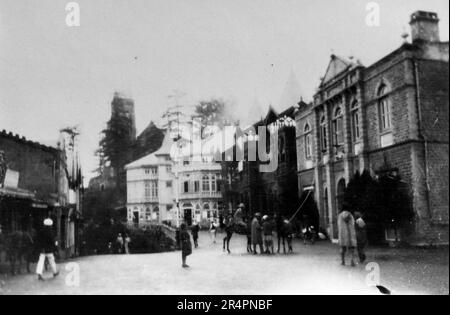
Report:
410,11,440,43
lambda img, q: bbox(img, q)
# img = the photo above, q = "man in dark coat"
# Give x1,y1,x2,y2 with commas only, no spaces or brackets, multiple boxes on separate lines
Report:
36,218,59,281
180,223,192,268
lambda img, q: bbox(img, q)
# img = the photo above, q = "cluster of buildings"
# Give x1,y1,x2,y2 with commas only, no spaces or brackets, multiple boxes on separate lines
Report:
0,130,84,258
123,11,448,245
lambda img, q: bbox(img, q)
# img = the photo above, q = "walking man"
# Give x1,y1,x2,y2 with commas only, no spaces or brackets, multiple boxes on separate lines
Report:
36,218,59,281
223,215,234,254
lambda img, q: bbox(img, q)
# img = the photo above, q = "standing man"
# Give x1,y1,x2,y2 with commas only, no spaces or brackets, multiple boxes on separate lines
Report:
275,214,286,254
180,223,192,268
262,215,274,254
192,221,200,248
36,218,59,281
354,212,367,263
337,209,357,267
251,213,263,255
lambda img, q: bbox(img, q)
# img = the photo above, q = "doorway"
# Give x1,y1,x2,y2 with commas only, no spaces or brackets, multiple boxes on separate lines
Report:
184,209,192,226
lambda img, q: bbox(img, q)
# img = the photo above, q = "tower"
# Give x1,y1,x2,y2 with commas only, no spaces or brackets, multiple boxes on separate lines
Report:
410,11,440,43
111,92,137,140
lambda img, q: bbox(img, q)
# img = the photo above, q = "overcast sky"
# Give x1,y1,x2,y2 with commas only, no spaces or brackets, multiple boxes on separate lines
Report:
0,0,448,183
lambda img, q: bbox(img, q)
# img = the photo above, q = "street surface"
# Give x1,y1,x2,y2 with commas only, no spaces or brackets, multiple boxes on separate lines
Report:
0,232,448,295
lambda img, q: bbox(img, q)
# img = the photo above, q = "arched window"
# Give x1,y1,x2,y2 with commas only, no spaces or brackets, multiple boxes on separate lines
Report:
332,107,344,146
202,175,210,192
378,85,391,131
351,100,361,141
320,115,327,152
304,123,312,160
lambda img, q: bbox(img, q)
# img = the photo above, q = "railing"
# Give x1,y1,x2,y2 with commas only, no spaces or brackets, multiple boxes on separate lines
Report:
179,191,222,199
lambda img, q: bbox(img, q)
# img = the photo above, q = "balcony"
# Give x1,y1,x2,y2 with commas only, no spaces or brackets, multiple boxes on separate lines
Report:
127,197,159,204
179,191,222,200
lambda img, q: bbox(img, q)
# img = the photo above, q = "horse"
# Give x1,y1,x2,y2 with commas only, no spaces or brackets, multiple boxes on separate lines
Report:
3,230,35,275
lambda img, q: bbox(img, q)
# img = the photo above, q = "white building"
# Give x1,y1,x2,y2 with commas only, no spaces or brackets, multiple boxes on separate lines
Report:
125,127,223,228
125,133,175,228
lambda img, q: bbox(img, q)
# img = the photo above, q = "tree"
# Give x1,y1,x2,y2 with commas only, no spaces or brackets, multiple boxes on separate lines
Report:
343,169,414,243
99,114,135,200
195,99,236,136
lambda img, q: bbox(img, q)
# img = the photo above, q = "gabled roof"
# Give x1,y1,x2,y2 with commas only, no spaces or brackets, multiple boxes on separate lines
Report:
320,54,363,86
125,132,174,169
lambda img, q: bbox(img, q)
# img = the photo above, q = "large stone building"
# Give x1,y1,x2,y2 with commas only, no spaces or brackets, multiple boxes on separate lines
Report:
295,11,448,245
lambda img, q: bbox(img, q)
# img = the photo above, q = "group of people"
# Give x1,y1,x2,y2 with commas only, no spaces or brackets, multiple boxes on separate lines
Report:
250,213,295,255
110,233,131,254
338,210,367,267
179,203,368,269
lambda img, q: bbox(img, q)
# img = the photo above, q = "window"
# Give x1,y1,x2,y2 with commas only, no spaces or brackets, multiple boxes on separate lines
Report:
194,181,200,192
332,107,344,146
152,181,158,198
320,115,328,152
184,181,189,193
378,85,391,131
145,167,157,175
202,175,210,192
166,181,172,188
144,181,151,199
166,165,172,173
351,101,361,141
304,123,312,160
211,174,217,192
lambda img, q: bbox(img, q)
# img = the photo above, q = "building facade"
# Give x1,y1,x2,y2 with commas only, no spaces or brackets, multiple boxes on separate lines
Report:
295,11,449,245
221,106,300,219
125,132,174,228
125,129,223,228
0,130,82,257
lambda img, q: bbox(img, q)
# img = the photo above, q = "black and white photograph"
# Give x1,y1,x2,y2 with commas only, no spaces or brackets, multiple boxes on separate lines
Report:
0,0,448,298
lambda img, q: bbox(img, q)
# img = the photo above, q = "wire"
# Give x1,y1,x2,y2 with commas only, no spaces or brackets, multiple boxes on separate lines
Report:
288,183,314,223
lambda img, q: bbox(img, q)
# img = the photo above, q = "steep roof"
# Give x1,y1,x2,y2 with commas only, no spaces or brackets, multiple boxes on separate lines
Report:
125,131,174,169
